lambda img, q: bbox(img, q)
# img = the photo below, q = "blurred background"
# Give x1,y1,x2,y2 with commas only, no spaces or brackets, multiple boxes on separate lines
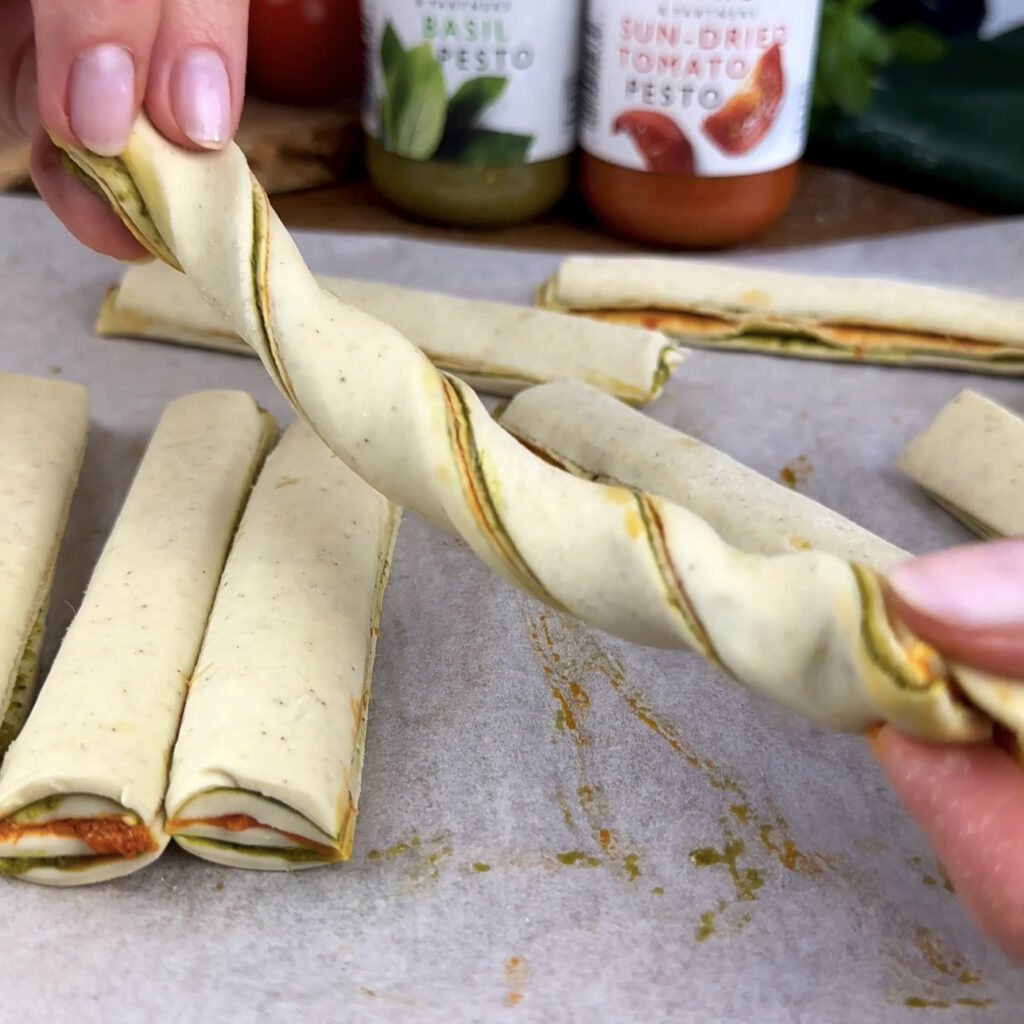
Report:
2,0,1021,252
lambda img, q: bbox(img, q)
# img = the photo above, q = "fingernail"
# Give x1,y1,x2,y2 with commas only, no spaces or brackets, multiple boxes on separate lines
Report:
69,44,135,156
889,541,1024,630
14,48,38,137
171,47,231,149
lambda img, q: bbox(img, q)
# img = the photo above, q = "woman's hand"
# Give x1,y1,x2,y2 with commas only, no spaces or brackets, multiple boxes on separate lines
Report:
874,538,1024,958
0,0,248,258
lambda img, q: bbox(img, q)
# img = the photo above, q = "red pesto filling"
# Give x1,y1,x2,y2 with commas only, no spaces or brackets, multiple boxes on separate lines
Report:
0,817,157,858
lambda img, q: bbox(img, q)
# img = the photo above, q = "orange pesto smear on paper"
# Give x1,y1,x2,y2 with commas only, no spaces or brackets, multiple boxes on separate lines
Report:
0,816,157,858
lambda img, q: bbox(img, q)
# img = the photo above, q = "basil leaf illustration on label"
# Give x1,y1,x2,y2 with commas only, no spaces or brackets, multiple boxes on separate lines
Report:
378,21,405,154
381,21,404,75
446,77,508,135
436,76,509,160
382,42,448,159
445,129,535,165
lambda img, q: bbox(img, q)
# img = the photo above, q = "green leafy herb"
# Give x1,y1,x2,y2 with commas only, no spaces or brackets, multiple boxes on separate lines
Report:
813,0,946,117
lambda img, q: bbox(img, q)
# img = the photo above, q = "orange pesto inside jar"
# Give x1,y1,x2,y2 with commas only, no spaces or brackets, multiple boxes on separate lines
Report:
580,156,798,249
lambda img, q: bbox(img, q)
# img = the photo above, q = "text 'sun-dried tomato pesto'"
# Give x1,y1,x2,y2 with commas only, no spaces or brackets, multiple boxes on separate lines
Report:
361,1,582,228
579,1,823,247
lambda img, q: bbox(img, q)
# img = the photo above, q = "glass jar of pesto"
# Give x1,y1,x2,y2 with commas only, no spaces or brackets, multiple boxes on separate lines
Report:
361,1,582,227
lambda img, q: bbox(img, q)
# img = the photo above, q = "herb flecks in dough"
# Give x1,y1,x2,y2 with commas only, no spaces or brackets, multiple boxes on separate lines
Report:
51,117,1014,760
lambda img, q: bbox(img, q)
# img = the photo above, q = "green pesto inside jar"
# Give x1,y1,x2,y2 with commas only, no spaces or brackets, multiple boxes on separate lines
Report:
367,139,571,229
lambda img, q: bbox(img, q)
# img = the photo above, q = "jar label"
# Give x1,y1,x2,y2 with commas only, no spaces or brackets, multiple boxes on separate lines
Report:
361,1,581,164
580,0,822,176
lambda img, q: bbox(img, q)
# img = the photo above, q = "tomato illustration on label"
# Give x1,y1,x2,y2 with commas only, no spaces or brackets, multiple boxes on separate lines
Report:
702,44,786,157
612,111,695,175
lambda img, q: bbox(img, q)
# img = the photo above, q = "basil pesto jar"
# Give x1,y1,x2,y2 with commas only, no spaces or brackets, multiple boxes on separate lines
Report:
361,1,582,227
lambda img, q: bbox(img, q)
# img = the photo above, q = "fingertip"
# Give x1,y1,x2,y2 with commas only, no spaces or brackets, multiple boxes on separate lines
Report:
886,541,1024,679
29,0,160,150
66,44,137,156
146,45,236,152
888,540,1024,630
30,131,147,261
144,1,249,151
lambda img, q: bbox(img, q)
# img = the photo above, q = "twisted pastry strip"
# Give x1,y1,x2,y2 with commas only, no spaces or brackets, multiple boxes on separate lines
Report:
55,118,1001,744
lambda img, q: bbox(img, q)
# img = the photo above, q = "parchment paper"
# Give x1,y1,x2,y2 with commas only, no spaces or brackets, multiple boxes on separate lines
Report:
2,194,1023,1024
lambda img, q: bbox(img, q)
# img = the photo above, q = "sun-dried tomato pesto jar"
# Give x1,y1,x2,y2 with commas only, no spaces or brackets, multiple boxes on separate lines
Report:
579,0,823,247
361,1,583,227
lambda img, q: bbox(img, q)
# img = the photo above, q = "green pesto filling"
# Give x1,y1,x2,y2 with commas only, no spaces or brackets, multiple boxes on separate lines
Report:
635,493,716,662
58,147,179,270
852,564,939,694
367,140,569,228
249,189,270,351
650,346,678,398
0,853,109,877
8,794,65,823
0,605,47,755
181,835,330,864
672,330,1024,367
445,379,560,609
60,152,107,200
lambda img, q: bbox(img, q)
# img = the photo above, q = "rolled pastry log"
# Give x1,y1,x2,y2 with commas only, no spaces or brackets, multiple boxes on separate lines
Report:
0,391,275,885
897,389,1024,539
165,419,400,869
53,117,1013,754
95,259,682,405
0,373,89,754
537,256,1024,375
499,381,905,570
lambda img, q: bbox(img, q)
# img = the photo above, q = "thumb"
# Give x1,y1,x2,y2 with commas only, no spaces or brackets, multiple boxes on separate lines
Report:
888,539,1024,678
871,725,1024,961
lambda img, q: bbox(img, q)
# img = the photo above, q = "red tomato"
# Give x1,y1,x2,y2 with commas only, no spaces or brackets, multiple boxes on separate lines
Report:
246,0,363,106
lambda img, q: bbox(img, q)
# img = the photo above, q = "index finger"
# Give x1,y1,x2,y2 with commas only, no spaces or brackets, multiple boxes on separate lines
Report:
888,539,1024,679
30,0,162,153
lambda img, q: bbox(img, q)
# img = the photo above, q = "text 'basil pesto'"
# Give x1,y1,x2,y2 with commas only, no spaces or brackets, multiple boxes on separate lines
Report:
360,0,583,227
